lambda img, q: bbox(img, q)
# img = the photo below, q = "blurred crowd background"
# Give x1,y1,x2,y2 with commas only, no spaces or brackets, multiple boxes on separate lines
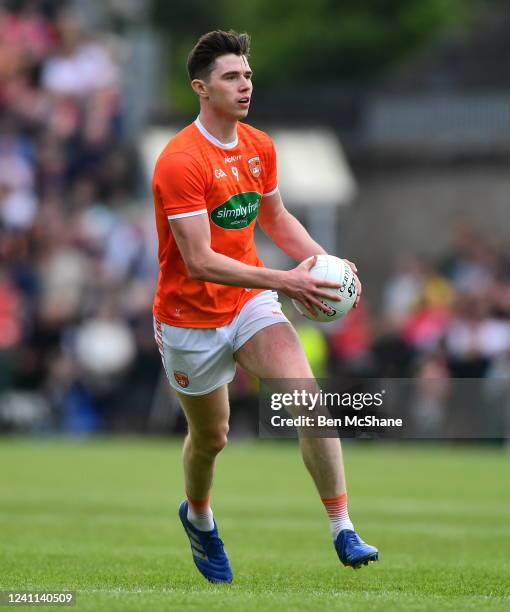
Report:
1,0,510,436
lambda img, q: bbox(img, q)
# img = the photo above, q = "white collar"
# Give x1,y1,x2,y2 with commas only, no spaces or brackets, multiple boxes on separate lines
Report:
194,116,238,149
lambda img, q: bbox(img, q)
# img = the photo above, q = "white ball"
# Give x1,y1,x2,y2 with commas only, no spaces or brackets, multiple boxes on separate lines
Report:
292,254,358,322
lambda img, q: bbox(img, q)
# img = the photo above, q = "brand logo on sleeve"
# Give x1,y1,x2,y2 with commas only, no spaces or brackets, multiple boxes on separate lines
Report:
211,192,261,230
248,156,261,177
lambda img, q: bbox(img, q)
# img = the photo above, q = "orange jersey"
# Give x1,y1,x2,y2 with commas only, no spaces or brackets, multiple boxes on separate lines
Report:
152,118,278,328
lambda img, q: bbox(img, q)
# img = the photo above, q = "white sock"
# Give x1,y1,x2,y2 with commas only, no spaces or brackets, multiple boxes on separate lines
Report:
187,500,214,531
330,515,354,540
322,493,354,540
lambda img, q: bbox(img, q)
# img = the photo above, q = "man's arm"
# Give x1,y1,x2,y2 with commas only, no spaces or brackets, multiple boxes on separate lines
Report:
258,191,326,261
169,213,341,316
258,190,362,306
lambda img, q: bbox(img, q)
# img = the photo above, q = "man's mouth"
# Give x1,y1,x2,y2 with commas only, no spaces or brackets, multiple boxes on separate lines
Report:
238,97,250,104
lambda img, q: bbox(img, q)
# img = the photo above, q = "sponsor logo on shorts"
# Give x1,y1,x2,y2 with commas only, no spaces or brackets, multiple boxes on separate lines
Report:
174,371,190,388
211,192,261,230
248,156,261,177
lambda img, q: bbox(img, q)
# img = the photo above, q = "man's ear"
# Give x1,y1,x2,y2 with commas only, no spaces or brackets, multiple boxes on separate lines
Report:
191,79,209,99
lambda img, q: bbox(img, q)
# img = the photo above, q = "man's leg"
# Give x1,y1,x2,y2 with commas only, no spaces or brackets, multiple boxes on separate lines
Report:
177,384,230,512
175,384,234,583
234,322,378,568
234,323,346,496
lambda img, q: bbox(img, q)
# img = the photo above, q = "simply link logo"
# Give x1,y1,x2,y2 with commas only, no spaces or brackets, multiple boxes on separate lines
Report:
211,192,261,230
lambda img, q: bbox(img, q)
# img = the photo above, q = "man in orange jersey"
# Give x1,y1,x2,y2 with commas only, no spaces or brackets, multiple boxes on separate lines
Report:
152,30,378,583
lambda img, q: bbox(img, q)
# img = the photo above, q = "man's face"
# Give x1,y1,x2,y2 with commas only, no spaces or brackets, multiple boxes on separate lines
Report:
199,54,253,120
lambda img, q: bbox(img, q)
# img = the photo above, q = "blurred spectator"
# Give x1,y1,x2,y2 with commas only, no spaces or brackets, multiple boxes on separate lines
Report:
296,321,329,379
0,265,22,351
440,222,503,294
1,3,510,437
382,256,426,328
0,1,160,434
444,292,510,378
410,353,451,436
328,301,373,376
377,222,510,385
41,9,119,97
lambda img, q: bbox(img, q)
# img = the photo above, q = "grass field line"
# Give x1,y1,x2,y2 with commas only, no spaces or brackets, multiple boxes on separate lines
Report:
3,493,509,517
72,586,510,603
221,498,510,518
2,511,510,538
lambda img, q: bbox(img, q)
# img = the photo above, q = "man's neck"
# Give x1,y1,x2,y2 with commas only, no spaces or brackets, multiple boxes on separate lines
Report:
197,110,238,145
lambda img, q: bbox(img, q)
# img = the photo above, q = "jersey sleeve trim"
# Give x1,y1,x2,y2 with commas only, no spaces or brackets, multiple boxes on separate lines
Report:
168,209,208,220
263,185,279,197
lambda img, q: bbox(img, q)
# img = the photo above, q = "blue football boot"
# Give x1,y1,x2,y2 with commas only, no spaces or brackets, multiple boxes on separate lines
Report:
334,529,379,569
178,501,233,583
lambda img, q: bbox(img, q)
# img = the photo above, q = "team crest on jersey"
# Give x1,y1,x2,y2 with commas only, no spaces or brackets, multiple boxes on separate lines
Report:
174,371,189,388
248,156,261,177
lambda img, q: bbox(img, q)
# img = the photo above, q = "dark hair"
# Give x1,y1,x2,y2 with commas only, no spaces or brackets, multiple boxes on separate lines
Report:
187,30,250,81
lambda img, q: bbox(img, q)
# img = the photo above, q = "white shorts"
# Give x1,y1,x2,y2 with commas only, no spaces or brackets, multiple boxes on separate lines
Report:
154,290,290,396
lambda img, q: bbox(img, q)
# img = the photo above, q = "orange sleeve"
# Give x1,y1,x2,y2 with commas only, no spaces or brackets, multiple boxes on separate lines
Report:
263,139,278,196
153,152,207,218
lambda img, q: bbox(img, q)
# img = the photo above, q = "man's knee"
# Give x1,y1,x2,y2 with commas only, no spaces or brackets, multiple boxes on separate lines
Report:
190,424,229,457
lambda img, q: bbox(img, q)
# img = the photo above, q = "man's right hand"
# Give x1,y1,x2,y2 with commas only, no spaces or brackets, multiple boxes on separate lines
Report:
279,255,343,318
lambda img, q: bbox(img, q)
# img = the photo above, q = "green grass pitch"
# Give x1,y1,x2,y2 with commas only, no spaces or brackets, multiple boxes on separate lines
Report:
1,438,509,611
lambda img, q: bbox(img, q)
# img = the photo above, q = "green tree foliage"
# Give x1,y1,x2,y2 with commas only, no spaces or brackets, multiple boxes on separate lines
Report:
152,0,480,113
